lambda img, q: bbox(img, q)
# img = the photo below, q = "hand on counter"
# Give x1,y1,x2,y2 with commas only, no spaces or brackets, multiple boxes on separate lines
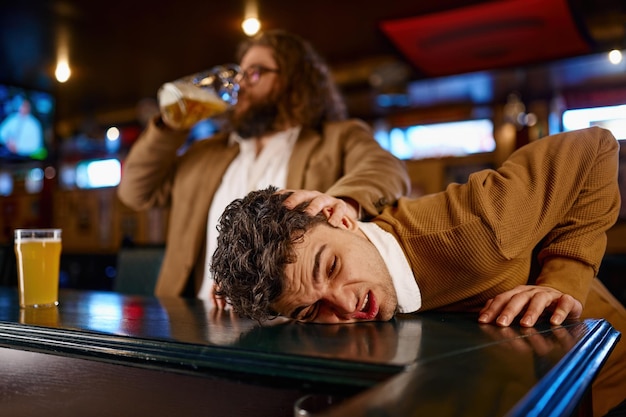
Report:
477,285,583,328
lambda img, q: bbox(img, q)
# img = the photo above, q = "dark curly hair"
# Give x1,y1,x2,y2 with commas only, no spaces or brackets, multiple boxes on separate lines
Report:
236,29,347,131
210,186,327,322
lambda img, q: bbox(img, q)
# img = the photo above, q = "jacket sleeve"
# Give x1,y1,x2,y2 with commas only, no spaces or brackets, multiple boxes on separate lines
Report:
471,126,620,304
323,119,411,217
117,116,189,210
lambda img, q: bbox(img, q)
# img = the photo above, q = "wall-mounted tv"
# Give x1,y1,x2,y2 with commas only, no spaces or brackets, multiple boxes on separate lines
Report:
562,104,626,139
0,83,55,162
374,118,496,160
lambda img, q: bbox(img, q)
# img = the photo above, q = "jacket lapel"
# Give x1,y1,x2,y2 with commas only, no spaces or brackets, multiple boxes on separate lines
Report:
286,128,321,189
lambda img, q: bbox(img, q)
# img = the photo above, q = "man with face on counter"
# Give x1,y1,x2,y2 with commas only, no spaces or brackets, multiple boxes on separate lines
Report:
211,126,626,416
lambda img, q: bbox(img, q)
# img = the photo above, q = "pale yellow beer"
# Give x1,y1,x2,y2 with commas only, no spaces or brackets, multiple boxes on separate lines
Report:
160,85,230,130
14,229,62,308
157,64,240,130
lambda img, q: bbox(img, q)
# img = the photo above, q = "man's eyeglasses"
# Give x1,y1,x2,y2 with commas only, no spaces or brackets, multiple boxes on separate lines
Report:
237,65,280,85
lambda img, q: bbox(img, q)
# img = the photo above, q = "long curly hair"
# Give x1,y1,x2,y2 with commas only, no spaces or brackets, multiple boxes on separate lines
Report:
236,29,347,131
211,186,327,322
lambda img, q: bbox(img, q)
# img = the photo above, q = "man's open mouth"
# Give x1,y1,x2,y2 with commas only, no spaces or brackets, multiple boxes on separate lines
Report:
353,291,378,320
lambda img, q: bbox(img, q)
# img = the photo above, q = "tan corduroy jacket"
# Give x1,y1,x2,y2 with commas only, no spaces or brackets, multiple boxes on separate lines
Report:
118,117,410,297
373,127,625,416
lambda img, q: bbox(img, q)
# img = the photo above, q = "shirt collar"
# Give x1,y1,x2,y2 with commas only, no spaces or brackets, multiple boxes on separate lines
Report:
358,222,421,313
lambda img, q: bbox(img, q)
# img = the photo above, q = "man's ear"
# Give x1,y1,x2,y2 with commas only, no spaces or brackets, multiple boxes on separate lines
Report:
321,207,360,232
338,212,360,232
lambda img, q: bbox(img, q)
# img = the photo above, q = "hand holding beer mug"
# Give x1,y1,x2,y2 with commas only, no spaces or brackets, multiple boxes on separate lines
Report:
158,64,240,130
14,229,62,308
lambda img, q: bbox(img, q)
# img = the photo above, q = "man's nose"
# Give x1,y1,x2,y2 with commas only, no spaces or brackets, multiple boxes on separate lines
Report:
322,289,355,317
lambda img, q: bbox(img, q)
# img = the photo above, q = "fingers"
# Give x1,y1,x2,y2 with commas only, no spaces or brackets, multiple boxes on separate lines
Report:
281,189,321,211
549,294,582,326
480,288,536,327
209,282,228,310
519,291,556,327
477,285,581,328
478,289,522,326
522,291,582,327
281,189,353,226
213,294,228,310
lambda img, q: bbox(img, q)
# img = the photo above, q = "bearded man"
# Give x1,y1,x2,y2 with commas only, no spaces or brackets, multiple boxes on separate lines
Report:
118,29,410,300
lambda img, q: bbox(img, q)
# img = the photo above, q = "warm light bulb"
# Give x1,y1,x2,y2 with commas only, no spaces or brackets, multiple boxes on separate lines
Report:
242,17,261,36
55,61,71,83
106,127,120,141
608,49,623,65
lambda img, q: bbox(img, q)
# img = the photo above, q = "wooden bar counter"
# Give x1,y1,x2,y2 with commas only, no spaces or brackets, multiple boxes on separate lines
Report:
0,287,619,417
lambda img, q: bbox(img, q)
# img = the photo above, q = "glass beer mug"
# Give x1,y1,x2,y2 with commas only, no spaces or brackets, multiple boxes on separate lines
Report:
158,64,241,130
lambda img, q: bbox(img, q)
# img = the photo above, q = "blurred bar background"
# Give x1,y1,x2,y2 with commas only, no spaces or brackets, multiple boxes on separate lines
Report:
0,0,624,301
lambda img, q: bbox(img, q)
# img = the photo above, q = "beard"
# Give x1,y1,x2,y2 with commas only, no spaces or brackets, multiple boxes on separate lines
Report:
228,96,280,139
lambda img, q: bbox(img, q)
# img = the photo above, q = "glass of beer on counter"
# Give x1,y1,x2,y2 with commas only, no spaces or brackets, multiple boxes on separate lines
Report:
14,229,62,308
158,64,241,130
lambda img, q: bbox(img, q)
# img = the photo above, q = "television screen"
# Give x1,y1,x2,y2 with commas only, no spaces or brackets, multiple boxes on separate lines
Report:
374,119,496,160
59,158,121,190
562,104,626,139
0,84,55,161
75,158,121,189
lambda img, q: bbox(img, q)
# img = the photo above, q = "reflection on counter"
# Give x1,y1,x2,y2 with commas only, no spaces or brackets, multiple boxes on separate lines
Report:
232,319,423,366
19,306,59,326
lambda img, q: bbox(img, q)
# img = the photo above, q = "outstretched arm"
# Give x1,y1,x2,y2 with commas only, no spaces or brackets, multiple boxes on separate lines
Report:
474,127,618,327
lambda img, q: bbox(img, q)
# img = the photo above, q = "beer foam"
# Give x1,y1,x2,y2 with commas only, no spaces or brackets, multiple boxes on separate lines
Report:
158,83,180,106
158,81,223,106
15,237,61,243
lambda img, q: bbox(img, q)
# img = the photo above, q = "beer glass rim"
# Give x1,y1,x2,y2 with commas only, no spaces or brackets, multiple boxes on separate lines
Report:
14,228,62,241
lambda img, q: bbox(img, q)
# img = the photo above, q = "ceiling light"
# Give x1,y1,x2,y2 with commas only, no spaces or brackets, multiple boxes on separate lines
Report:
55,61,71,83
242,17,261,36
608,49,622,65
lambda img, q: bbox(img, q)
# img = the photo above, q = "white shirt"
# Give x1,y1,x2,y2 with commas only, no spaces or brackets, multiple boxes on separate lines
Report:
358,222,422,313
199,126,301,299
